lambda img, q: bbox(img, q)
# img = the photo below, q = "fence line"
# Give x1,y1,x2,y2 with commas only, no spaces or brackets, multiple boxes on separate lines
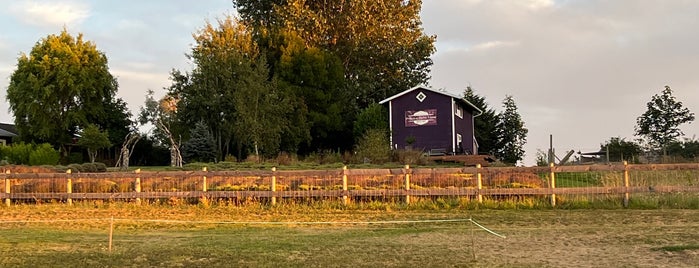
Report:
2,163,699,207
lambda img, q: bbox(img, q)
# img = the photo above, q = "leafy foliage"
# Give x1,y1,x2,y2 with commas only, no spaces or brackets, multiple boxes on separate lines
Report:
233,0,436,153
354,128,390,164
599,137,642,163
181,121,217,163
495,96,528,165
353,103,388,143
463,86,498,155
635,86,695,156
171,16,292,160
666,138,699,160
77,124,111,163
6,29,130,155
0,142,59,165
139,90,182,167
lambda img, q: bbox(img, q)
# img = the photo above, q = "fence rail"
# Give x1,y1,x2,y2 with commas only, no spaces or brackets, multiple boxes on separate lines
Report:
2,163,699,206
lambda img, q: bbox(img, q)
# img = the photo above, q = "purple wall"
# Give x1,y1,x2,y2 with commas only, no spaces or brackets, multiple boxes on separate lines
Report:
388,89,477,154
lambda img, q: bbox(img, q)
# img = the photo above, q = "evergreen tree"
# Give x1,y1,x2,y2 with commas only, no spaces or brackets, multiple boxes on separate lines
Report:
495,96,528,165
181,121,217,163
463,86,498,155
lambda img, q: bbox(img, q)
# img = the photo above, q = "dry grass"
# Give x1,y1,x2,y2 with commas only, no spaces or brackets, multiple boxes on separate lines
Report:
1,205,698,267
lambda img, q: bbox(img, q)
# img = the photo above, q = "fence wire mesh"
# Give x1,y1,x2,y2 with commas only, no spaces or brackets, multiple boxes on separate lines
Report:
1,164,698,207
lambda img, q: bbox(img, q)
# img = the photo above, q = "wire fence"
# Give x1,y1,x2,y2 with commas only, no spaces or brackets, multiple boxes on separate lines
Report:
1,163,698,207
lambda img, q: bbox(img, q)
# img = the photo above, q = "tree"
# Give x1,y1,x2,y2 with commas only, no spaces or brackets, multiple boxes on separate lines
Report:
463,86,498,155
6,29,129,156
77,124,111,163
171,16,292,160
495,96,528,165
600,137,642,163
234,0,436,108
353,103,388,142
666,137,699,160
139,90,182,167
181,121,217,163
635,86,695,156
355,128,391,164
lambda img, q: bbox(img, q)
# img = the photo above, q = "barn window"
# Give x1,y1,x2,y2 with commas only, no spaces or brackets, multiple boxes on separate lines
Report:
416,92,427,102
455,105,463,118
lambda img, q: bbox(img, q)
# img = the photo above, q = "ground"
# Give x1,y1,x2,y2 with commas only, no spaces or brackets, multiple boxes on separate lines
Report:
0,205,697,267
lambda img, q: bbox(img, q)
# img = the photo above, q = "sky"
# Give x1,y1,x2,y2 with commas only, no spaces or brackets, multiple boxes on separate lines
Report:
1,0,698,165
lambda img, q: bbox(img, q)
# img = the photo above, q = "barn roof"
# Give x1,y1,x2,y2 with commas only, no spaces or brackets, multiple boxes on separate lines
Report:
379,85,483,116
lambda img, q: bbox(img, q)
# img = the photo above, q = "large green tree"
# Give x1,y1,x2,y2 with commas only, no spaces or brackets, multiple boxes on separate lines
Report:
463,86,498,155
6,29,131,155
635,86,695,156
494,96,528,165
171,16,291,159
233,0,436,108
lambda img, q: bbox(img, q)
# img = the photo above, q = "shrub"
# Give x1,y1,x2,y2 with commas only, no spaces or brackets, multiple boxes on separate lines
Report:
67,163,84,173
28,143,60,165
354,129,390,164
93,162,107,172
2,142,32,164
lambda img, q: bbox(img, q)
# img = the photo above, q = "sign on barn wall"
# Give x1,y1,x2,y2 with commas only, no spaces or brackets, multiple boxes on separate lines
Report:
405,109,437,127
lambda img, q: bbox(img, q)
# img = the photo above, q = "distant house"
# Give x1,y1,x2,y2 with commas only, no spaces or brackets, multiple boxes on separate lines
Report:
0,123,18,146
379,86,482,155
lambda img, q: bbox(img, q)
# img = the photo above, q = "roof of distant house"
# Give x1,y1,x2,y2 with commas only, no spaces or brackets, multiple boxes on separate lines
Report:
0,123,17,137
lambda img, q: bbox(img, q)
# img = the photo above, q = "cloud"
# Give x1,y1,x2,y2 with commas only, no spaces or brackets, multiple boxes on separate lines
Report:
471,40,520,51
9,1,90,28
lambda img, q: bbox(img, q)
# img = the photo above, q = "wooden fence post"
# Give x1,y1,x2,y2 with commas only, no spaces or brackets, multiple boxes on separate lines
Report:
202,167,208,192
404,165,411,205
476,164,483,203
342,166,348,205
4,170,10,207
550,163,556,207
271,167,277,205
66,169,73,205
623,161,630,208
135,169,142,205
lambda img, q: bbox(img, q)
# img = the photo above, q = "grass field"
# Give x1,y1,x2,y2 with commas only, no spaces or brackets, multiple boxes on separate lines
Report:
1,204,699,267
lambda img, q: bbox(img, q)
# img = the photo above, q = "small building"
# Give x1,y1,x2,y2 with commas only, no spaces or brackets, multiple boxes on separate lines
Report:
379,85,482,155
0,123,18,146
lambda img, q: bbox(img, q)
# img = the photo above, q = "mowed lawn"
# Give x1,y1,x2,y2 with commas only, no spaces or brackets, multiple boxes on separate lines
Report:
1,205,698,267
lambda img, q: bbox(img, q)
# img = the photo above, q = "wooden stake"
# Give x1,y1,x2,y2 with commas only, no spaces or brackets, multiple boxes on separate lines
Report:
109,216,114,252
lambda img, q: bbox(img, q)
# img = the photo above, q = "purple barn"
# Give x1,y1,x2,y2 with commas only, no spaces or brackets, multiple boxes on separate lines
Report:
379,86,482,155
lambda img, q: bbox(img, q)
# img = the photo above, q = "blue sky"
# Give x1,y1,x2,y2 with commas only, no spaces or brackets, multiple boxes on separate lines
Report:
2,0,699,165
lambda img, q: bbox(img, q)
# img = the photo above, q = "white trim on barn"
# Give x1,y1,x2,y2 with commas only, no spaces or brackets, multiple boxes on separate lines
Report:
389,101,394,149
451,99,456,153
